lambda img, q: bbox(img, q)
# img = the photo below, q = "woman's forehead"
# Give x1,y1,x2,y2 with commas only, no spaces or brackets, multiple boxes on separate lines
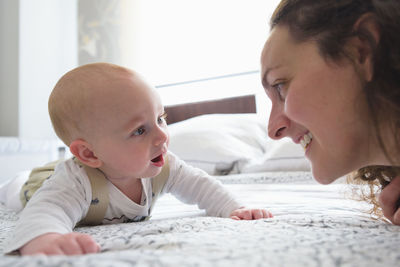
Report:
261,26,318,80
262,27,294,60
261,27,294,81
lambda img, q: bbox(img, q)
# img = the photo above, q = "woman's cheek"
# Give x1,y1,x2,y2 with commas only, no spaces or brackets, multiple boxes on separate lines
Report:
284,94,304,123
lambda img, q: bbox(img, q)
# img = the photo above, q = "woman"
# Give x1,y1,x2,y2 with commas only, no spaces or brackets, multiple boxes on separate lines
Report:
261,0,400,224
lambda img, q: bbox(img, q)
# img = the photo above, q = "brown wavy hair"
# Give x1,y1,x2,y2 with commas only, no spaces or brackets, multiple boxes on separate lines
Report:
269,0,400,216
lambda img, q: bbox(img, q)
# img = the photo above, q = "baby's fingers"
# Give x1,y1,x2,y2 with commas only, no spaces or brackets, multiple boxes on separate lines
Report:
37,247,64,256
229,209,251,220
262,209,273,218
252,209,265,219
59,233,100,255
252,209,273,219
230,208,273,220
77,233,101,254
239,209,254,220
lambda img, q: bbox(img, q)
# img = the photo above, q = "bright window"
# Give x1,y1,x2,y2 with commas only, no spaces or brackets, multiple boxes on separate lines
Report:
119,0,279,107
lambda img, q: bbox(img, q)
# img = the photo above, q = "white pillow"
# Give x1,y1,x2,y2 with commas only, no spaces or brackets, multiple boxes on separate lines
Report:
168,113,269,174
239,138,311,173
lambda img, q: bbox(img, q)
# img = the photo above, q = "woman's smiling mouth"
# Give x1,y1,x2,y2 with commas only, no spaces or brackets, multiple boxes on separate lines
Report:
300,132,313,151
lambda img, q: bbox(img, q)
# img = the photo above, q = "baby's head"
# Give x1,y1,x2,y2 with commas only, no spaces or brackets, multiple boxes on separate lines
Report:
49,63,169,179
50,63,131,145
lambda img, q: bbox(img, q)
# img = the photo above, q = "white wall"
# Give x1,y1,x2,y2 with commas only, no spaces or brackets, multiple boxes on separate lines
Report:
0,0,19,136
0,0,78,138
18,0,78,139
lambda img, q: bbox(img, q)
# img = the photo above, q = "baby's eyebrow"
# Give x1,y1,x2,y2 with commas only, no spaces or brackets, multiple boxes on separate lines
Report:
124,116,143,132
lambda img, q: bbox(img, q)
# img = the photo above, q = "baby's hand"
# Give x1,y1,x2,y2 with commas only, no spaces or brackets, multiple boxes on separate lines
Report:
19,232,100,255
230,208,273,220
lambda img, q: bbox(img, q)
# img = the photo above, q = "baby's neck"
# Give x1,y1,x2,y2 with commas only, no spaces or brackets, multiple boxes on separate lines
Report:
112,178,143,204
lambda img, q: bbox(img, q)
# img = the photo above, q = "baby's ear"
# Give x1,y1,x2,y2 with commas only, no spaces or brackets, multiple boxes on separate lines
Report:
69,139,102,168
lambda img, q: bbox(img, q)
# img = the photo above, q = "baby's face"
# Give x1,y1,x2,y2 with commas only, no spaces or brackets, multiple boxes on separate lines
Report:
87,73,169,182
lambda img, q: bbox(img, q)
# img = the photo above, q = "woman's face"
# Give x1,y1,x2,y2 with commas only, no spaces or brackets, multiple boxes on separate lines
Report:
260,25,376,184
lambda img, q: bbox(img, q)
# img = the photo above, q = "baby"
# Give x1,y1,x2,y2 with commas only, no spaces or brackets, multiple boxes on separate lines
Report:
5,63,272,255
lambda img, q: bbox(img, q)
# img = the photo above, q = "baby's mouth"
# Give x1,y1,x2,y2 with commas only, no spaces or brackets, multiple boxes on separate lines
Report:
151,154,164,167
300,132,313,151
151,155,163,163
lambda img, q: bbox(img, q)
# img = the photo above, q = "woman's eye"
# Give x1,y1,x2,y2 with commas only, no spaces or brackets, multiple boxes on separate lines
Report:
132,127,145,136
272,82,286,100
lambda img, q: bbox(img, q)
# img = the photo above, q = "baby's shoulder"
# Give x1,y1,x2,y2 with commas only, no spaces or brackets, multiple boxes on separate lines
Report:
51,158,90,185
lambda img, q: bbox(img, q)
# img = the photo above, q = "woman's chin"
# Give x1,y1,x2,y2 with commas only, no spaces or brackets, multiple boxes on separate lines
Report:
311,168,339,185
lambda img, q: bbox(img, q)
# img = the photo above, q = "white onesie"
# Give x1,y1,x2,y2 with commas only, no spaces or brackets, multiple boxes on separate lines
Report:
4,151,242,253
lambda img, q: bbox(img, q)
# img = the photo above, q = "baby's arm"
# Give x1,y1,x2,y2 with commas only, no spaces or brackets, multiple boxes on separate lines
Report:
5,161,95,255
164,153,273,218
19,232,99,255
230,207,273,220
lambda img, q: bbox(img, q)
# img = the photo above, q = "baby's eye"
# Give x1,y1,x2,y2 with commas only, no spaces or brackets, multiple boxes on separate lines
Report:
158,112,168,125
132,127,145,136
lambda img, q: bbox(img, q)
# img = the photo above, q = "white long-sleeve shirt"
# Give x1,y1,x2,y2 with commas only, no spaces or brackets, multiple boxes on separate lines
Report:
5,152,242,253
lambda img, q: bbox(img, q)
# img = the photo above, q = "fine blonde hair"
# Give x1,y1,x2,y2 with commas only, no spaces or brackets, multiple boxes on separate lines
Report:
48,63,132,145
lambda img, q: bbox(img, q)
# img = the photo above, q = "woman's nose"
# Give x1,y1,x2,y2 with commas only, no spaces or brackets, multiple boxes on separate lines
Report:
268,107,290,140
154,126,168,146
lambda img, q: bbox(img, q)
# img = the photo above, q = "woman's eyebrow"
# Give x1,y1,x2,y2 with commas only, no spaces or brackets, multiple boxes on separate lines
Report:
262,65,281,89
262,74,270,89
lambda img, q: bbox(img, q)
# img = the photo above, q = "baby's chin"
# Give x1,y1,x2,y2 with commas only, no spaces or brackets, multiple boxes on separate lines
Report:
141,167,163,179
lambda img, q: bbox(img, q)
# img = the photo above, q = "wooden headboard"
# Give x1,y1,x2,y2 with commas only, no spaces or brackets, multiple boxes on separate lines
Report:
164,94,256,124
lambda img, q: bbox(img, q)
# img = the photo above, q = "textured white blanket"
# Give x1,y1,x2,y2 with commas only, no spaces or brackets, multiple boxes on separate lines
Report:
1,172,399,267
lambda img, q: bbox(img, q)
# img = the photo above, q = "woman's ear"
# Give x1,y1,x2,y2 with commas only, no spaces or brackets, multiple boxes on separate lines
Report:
69,139,102,168
350,13,380,82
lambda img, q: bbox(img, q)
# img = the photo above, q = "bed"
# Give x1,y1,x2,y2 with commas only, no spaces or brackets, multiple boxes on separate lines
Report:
0,95,399,266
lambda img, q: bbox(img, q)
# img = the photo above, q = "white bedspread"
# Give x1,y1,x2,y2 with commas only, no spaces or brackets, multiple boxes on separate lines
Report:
1,171,399,267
